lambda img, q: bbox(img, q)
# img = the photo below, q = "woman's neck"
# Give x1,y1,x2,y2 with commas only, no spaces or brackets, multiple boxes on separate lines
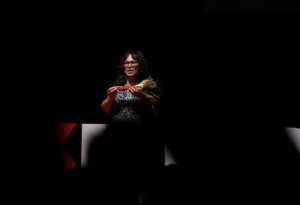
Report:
127,76,138,86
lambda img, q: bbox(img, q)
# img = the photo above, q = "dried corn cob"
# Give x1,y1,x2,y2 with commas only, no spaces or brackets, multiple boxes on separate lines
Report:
116,85,137,91
115,77,162,117
115,77,162,99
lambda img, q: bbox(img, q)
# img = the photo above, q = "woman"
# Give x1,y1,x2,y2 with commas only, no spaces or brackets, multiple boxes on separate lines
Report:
101,50,158,126
99,50,164,203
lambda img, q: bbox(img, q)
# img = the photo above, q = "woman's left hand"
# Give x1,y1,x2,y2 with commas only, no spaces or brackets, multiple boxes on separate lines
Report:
128,87,146,99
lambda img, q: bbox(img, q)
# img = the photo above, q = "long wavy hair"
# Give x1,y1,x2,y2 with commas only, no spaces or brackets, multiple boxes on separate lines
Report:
116,50,150,86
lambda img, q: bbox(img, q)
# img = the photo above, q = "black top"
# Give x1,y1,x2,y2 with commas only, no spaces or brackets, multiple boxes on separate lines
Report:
103,79,157,127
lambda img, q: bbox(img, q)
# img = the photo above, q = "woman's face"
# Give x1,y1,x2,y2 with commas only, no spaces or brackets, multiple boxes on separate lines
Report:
124,54,139,78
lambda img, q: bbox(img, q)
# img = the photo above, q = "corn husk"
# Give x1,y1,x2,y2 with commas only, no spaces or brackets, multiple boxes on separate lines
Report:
137,77,162,117
136,77,162,99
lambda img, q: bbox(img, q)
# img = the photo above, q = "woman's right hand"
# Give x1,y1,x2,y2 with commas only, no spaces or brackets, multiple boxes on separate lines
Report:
107,86,119,99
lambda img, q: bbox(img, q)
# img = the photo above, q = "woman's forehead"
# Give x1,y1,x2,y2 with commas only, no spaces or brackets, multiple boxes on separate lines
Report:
125,54,136,61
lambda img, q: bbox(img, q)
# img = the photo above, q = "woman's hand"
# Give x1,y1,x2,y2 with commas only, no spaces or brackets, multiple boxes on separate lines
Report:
128,87,146,99
107,87,119,99
102,87,118,113
129,86,158,111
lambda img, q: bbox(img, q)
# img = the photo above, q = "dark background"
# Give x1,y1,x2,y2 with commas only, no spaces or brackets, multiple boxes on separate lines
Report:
204,0,300,13
5,6,300,202
15,19,184,126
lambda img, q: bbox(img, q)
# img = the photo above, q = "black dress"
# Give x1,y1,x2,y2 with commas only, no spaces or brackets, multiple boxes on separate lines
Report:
103,80,157,126
98,79,164,202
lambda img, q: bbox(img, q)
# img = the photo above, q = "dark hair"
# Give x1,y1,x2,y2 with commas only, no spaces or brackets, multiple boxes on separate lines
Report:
116,50,149,86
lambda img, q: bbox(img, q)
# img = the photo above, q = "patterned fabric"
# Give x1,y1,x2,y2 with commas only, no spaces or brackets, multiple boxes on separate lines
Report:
112,90,142,126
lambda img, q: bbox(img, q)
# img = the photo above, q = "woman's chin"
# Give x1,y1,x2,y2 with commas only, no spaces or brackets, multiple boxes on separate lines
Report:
127,74,136,78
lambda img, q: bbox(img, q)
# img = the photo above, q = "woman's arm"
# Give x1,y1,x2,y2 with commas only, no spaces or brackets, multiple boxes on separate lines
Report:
101,87,119,113
128,87,158,109
128,86,158,109
101,96,114,113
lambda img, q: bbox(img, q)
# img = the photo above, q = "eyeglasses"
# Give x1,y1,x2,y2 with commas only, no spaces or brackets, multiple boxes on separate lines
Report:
124,61,138,66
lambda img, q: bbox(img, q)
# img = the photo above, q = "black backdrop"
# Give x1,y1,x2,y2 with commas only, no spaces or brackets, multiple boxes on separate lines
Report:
204,0,300,13
6,7,300,202
25,23,173,123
